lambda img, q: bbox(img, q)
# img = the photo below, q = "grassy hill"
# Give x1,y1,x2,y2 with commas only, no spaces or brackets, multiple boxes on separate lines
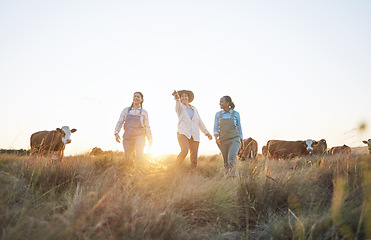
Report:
1,152,370,239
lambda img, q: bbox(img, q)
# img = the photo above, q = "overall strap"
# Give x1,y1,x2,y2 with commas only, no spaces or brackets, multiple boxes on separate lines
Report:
231,110,235,119
220,110,234,119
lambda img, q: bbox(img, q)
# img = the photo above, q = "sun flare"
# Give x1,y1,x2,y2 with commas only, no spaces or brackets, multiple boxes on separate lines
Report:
144,141,174,158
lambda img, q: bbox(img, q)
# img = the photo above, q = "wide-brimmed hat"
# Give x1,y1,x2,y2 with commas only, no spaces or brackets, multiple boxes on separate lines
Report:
178,90,194,103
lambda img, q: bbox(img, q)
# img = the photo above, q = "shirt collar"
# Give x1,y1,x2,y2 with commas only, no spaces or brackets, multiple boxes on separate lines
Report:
182,103,194,110
222,109,233,114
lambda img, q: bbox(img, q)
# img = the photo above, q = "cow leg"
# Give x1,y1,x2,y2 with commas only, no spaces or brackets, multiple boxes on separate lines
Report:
57,151,64,162
30,147,38,156
30,147,39,160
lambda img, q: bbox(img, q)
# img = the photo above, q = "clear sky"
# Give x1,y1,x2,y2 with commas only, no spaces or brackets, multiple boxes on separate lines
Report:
1,0,370,156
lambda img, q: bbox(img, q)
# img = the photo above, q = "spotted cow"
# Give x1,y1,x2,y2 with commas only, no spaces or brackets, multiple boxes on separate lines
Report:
267,139,318,159
30,126,77,161
363,139,371,154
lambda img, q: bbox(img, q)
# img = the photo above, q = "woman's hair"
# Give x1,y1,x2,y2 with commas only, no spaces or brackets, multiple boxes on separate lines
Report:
130,91,144,109
223,96,235,109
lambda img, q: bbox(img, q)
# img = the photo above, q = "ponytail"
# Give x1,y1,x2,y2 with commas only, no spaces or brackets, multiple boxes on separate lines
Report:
223,96,235,109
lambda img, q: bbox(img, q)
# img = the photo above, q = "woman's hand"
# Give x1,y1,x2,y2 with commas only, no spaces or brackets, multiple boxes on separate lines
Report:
206,133,212,140
115,133,121,143
214,134,220,146
172,90,180,99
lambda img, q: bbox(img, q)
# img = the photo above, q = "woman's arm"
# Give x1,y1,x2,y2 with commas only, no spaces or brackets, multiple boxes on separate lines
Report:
235,111,243,139
114,108,128,142
213,112,220,145
213,112,220,137
143,110,152,144
195,108,212,140
172,90,183,115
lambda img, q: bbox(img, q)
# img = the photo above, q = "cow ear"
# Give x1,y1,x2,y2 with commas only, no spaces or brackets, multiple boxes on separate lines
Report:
71,128,77,133
56,128,62,132
313,141,319,146
363,140,367,144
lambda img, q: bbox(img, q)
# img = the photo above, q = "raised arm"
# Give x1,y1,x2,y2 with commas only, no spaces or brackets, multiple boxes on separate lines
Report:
172,90,182,115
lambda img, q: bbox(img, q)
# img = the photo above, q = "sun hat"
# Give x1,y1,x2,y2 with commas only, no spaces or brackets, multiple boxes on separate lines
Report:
177,90,194,103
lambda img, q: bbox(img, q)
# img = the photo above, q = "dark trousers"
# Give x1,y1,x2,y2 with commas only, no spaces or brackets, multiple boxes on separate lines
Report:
177,133,200,167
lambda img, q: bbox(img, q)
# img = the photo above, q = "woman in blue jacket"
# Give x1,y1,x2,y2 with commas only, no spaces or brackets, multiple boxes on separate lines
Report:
214,96,243,176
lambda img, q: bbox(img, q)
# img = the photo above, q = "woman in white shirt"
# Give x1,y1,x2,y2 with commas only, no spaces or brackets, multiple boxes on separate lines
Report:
172,90,212,167
114,92,152,165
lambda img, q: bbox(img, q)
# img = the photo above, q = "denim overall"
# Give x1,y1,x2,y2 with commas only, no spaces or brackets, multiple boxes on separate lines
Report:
219,110,240,174
123,107,145,163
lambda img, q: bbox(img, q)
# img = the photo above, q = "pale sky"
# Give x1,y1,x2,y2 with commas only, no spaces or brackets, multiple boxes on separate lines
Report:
1,0,370,156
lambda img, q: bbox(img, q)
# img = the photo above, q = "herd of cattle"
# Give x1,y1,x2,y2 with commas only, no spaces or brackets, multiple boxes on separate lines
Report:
26,126,371,161
239,137,371,160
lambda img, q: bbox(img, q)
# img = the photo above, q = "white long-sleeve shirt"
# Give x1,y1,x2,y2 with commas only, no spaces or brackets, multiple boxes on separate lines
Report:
114,107,152,141
175,99,210,142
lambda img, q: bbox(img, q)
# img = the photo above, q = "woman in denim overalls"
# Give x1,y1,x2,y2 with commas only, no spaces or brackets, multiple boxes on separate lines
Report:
214,96,243,176
114,92,152,164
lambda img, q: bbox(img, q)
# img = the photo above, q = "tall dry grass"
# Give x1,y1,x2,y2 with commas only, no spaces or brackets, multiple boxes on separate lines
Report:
0,152,370,239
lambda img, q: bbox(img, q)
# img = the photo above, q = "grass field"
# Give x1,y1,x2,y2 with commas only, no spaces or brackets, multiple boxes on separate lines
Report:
1,151,371,240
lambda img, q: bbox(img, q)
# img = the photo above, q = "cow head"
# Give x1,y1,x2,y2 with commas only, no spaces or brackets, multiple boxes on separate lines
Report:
363,139,371,149
315,139,327,153
57,126,77,145
303,139,318,155
341,144,351,154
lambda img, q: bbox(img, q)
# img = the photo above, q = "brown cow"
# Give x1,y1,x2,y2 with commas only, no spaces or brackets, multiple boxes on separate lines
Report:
312,139,327,155
267,139,318,159
30,126,77,161
238,137,258,161
328,145,351,155
362,139,371,154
